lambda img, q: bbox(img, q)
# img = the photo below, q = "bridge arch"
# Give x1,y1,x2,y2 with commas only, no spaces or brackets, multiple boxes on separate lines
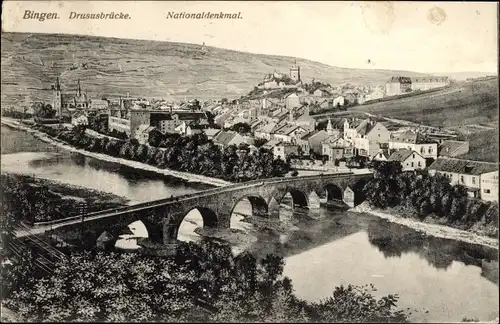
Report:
324,183,344,201
230,195,269,219
351,178,369,206
174,207,219,241
280,188,309,209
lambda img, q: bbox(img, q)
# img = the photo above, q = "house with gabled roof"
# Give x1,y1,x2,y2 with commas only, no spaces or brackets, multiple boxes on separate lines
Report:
254,122,278,140
388,149,426,171
273,124,308,144
306,130,331,155
353,120,392,157
428,158,498,200
213,130,245,148
203,128,221,140
372,150,390,161
389,130,438,159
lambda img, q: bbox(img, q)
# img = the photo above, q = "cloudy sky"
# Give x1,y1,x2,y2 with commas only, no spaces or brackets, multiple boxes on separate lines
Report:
2,1,498,73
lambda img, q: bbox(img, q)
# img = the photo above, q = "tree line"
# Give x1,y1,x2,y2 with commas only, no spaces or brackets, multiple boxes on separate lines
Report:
35,125,291,182
2,239,410,323
0,174,126,224
363,161,499,235
148,128,291,181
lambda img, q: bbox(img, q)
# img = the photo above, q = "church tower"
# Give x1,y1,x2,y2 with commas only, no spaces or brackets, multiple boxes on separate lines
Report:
53,77,62,116
290,60,301,82
327,118,333,135
76,79,82,97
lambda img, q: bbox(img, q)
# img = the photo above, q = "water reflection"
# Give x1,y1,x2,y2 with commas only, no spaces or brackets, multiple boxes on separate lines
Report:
1,151,207,204
366,219,499,271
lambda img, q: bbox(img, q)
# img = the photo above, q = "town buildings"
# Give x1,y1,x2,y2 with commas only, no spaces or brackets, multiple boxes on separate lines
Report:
53,78,109,119
385,76,450,96
389,130,438,160
273,142,299,160
387,149,426,171
428,158,498,201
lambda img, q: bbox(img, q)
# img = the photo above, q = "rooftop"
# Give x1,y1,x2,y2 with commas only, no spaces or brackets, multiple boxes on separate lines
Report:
390,131,435,144
213,130,238,146
274,124,301,135
388,149,417,162
429,158,498,176
438,140,469,157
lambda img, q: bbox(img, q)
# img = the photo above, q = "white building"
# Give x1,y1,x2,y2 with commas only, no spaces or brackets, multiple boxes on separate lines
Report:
429,158,498,201
388,149,426,171
389,131,438,160
333,95,345,107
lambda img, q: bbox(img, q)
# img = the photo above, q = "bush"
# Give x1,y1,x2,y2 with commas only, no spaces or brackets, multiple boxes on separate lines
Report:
364,161,498,230
4,241,411,323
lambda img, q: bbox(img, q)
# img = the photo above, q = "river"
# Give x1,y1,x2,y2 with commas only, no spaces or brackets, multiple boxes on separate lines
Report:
1,124,498,323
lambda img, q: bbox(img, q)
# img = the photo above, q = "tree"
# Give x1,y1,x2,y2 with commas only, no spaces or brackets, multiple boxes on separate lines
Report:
230,122,251,134
291,170,299,177
33,102,56,119
253,138,268,148
148,128,164,147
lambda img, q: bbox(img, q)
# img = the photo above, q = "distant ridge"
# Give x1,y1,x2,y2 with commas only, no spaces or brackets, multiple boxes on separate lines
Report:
429,71,497,81
1,32,433,106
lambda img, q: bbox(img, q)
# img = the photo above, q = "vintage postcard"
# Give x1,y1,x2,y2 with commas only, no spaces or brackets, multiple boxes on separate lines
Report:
0,1,498,323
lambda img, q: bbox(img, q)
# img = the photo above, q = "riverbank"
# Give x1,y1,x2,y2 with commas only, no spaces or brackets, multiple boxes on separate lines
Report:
1,173,130,222
351,201,498,250
1,118,233,187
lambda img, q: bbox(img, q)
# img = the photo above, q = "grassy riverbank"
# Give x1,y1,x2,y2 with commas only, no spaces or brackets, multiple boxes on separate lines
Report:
1,118,232,187
1,173,129,223
351,201,498,250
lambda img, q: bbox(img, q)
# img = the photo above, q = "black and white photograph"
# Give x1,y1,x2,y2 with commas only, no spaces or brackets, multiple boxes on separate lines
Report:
1,1,498,322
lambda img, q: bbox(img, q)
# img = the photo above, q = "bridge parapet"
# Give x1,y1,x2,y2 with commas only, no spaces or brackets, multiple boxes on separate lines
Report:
26,171,373,249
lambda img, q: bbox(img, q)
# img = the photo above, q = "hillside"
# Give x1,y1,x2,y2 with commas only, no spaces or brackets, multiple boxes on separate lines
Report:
1,32,431,107
350,77,499,128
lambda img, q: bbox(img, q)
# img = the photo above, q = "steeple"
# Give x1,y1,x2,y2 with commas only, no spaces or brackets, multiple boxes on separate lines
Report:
77,79,82,96
327,118,333,135
55,77,61,91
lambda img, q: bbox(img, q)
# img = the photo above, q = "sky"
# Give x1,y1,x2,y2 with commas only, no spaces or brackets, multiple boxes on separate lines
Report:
2,1,498,73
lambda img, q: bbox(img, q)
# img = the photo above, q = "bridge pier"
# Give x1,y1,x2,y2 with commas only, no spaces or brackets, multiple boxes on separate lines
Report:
343,186,355,208
163,222,179,245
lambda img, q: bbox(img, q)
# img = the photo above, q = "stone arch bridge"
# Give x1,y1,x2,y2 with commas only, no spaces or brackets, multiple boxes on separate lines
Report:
20,172,372,248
